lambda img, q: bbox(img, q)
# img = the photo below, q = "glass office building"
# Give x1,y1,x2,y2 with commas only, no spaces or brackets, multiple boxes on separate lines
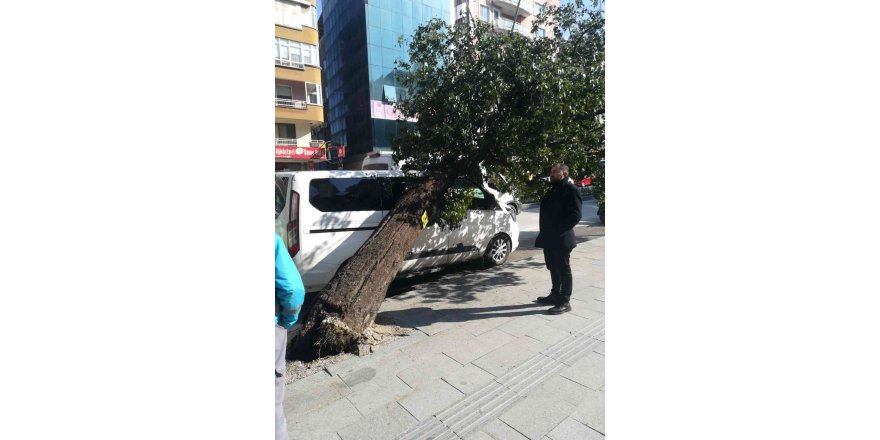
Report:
320,0,451,164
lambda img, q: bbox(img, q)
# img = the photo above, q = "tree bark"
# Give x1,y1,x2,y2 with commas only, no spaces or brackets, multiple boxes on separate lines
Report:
290,162,461,361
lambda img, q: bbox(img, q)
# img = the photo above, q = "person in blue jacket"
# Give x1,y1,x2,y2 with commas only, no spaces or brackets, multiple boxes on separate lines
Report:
275,234,305,440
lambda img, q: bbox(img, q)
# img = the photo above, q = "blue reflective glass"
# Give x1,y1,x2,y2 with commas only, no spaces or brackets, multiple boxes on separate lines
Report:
368,23,382,46
368,44,382,66
380,9,393,30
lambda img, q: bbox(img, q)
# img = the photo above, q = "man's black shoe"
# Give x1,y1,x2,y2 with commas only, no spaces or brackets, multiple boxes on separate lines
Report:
548,303,571,315
536,295,558,305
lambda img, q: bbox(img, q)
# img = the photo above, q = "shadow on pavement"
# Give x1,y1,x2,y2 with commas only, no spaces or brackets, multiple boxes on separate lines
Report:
376,302,549,329
387,262,529,303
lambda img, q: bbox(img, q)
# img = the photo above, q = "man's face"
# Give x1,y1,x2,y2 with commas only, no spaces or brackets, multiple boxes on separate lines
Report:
549,166,566,182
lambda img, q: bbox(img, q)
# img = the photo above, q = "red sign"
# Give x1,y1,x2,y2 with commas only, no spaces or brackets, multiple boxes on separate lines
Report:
275,146,326,160
336,146,345,158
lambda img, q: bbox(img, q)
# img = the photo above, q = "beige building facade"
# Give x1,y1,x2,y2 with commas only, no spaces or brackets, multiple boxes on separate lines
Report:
275,0,331,171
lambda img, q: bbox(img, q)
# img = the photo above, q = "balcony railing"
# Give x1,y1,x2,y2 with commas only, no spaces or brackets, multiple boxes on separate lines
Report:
493,17,523,34
275,58,305,69
275,98,307,109
276,139,330,147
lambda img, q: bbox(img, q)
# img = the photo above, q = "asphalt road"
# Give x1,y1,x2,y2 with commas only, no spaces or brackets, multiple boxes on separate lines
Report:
509,199,604,263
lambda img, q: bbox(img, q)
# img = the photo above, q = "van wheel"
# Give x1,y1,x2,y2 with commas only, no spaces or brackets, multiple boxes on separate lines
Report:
484,235,511,267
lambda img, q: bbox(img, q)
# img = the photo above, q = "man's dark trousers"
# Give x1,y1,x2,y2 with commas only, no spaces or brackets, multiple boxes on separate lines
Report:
543,246,573,304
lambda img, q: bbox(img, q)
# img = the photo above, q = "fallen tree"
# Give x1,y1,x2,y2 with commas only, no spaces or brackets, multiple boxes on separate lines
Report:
290,0,605,360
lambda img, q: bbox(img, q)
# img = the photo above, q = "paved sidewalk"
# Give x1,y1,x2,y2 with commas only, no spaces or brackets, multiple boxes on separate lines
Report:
283,236,605,440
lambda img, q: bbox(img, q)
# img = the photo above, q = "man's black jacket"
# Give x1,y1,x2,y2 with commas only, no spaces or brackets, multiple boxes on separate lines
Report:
535,180,583,250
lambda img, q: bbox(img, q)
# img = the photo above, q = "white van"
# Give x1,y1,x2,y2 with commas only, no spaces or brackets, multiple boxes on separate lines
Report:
275,170,520,293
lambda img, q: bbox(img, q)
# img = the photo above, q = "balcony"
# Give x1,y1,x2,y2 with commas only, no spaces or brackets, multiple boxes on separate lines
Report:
275,58,305,70
275,98,308,109
492,0,533,17
276,139,329,147
491,17,524,34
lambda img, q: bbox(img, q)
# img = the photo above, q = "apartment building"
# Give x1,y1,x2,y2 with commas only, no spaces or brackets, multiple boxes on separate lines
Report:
275,0,339,171
454,0,558,37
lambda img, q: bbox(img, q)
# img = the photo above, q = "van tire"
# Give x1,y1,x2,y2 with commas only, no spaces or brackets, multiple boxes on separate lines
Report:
484,235,511,267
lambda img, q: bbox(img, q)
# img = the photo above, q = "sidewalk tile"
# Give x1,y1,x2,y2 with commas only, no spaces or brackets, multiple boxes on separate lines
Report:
287,396,361,439
529,375,591,407
335,353,416,393
392,307,462,335
472,336,548,377
336,402,419,440
544,312,595,333
570,388,604,434
525,324,571,346
396,352,463,389
497,394,575,440
463,419,530,440
593,341,605,355
284,375,351,416
559,352,604,391
497,315,554,337
443,329,517,365
398,378,465,421
584,299,604,314
567,299,603,321
345,376,413,416
460,314,515,336
545,417,603,440
442,364,498,394
461,431,494,440
493,375,589,439
400,327,475,360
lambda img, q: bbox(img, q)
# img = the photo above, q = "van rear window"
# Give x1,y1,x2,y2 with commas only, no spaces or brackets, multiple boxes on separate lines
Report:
309,178,383,212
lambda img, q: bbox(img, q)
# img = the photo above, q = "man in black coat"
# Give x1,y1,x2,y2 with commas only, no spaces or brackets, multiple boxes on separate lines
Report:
535,164,583,314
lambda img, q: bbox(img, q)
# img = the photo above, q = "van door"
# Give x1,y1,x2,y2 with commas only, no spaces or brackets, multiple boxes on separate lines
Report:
381,177,449,272
300,176,386,289
446,182,498,265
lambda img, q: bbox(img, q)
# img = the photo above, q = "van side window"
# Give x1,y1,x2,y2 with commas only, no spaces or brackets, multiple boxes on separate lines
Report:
380,177,410,210
451,179,493,210
309,178,383,212
275,177,290,219
468,187,493,210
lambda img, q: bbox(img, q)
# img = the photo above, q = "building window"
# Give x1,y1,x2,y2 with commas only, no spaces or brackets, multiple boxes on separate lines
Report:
306,83,322,105
535,2,546,15
276,85,292,99
275,1,302,29
538,28,546,38
275,1,317,29
480,5,489,22
383,85,398,103
276,123,297,139
275,38,319,68
302,45,312,65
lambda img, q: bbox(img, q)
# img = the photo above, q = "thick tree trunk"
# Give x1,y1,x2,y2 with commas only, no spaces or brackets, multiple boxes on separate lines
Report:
290,162,461,361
